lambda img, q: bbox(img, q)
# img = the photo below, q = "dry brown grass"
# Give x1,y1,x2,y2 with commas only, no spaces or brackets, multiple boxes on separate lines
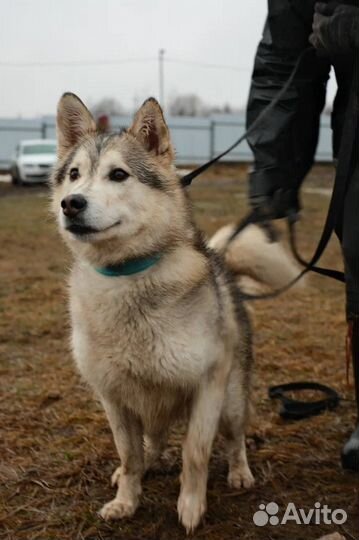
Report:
0,165,358,540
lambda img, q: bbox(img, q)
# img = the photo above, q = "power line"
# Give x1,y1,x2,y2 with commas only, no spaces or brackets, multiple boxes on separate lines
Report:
0,56,251,72
0,58,155,67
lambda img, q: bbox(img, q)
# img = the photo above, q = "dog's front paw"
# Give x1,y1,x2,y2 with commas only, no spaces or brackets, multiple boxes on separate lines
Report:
111,466,122,487
177,492,206,534
228,465,255,489
99,498,137,521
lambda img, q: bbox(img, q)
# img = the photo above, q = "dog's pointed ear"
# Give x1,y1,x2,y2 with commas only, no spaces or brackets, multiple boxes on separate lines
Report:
129,98,174,162
57,93,96,158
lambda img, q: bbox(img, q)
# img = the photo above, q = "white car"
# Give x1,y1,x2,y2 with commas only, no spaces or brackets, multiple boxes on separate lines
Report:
10,139,57,185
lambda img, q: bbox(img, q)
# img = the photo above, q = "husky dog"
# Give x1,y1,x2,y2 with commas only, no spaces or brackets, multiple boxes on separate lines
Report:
51,93,300,533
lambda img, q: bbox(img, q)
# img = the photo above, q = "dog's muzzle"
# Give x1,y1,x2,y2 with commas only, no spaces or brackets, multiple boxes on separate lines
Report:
61,194,99,235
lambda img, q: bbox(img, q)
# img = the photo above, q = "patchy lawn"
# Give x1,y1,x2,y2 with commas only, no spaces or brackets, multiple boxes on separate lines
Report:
0,165,358,540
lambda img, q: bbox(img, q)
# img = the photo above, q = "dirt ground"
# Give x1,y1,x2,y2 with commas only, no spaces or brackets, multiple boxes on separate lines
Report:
0,164,358,540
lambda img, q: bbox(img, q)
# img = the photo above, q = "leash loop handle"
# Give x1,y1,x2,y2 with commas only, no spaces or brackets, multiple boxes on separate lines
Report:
269,381,340,420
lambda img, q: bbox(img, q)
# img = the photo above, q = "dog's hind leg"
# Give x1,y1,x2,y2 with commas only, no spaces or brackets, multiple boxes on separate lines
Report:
178,361,229,533
111,428,168,487
221,361,255,490
99,401,144,521
144,428,168,471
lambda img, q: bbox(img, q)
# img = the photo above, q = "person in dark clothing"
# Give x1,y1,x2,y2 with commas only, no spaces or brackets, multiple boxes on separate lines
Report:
246,1,359,471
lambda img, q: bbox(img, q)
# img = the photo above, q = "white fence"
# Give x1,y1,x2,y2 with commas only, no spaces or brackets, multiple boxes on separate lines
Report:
0,113,333,170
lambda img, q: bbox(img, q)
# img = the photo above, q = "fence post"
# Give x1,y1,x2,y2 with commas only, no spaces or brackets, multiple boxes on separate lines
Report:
41,122,47,139
209,120,215,160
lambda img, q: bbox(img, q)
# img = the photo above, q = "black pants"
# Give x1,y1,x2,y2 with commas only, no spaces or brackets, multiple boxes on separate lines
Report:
336,165,359,318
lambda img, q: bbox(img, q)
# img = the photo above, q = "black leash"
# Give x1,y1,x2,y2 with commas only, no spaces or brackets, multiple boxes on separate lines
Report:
180,47,358,301
237,67,356,301
269,382,340,420
181,49,356,420
287,217,345,283
225,205,346,303
181,47,357,420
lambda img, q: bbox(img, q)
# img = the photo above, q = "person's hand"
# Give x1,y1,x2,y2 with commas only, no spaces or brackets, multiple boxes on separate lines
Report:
251,189,300,222
309,2,359,54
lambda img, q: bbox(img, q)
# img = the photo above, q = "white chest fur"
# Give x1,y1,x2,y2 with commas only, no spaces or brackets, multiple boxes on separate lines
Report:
69,259,225,413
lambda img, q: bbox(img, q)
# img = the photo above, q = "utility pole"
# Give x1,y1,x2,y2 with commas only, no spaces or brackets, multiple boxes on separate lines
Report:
158,48,165,110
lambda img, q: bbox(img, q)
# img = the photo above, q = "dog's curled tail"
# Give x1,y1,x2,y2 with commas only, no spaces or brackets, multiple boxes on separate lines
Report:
208,223,306,294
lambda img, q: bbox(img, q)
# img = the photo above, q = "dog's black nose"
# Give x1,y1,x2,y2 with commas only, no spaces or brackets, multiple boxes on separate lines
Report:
61,194,87,218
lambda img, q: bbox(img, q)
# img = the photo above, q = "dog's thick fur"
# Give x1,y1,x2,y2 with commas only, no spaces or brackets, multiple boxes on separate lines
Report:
51,94,300,532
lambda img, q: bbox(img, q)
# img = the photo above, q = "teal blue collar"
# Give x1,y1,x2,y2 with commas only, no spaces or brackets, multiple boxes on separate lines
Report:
95,254,161,277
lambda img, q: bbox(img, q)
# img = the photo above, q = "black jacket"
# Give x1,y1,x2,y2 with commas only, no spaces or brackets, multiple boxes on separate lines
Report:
246,0,358,217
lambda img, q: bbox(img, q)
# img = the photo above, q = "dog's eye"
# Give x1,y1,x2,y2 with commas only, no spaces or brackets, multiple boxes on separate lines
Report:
109,168,129,182
69,168,80,181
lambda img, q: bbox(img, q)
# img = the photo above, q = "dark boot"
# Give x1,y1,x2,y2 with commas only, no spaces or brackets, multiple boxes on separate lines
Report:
341,318,359,472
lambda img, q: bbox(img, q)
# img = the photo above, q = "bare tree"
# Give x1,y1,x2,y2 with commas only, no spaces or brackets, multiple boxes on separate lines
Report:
169,94,235,116
169,94,205,116
91,98,125,118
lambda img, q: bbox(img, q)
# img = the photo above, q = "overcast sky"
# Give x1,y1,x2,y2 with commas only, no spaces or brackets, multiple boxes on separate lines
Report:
1,0,337,118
